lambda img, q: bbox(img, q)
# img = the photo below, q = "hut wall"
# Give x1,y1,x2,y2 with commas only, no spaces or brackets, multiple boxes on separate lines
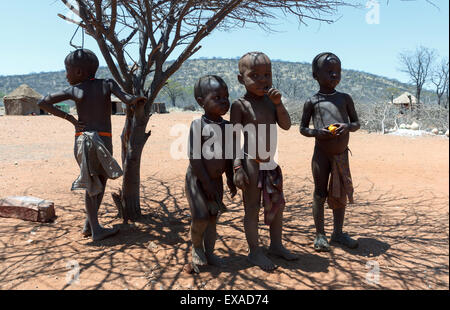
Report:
4,98,40,115
151,102,167,114
112,102,126,114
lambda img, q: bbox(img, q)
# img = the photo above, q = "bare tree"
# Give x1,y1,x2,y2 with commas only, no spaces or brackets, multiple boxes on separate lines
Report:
58,0,354,221
431,58,449,107
399,46,436,106
161,79,185,107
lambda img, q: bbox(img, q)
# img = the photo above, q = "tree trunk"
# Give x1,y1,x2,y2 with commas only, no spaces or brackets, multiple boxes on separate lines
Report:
122,154,142,221
119,102,151,222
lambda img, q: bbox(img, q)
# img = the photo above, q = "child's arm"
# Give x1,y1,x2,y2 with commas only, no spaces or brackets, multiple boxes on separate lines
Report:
299,99,333,140
38,90,83,131
333,94,361,136
225,159,237,197
268,88,291,130
230,100,249,189
107,79,146,106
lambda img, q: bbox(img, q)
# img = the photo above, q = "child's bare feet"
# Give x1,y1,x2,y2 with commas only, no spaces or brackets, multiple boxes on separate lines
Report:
92,226,120,241
206,252,225,267
314,233,331,252
192,247,208,266
82,220,91,237
330,232,358,249
248,249,277,271
268,245,299,261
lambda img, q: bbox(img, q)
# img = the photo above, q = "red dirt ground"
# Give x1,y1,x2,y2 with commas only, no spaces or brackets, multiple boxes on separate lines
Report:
0,112,448,290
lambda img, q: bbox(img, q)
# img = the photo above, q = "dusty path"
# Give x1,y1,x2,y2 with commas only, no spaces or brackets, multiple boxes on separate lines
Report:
0,113,448,290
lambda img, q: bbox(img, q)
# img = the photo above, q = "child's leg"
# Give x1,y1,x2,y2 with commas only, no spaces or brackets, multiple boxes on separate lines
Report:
186,171,210,266
268,206,299,260
85,175,119,241
311,146,332,251
331,207,358,248
204,180,224,266
333,207,345,235
190,217,209,266
243,159,276,271
204,215,224,266
82,183,104,236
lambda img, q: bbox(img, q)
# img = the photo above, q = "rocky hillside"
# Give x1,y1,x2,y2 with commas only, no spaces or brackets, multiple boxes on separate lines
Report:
0,58,435,111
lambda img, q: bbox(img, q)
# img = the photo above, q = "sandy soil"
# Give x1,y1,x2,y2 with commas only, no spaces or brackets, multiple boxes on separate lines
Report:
0,112,448,290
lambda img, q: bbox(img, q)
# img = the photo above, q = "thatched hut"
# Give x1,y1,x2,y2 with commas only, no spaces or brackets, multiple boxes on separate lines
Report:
3,84,44,115
151,102,168,114
392,92,421,110
111,95,126,115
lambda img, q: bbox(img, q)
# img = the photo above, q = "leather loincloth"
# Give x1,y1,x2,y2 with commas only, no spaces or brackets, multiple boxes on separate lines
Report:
327,149,354,210
257,165,285,225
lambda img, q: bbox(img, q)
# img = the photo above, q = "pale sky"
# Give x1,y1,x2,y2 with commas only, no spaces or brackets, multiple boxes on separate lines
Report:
0,0,448,84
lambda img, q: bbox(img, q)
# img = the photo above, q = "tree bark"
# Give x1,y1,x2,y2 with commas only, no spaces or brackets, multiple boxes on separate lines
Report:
120,102,151,222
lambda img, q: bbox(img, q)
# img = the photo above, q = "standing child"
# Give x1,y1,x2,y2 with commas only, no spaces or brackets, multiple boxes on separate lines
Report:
38,49,145,241
299,52,360,252
231,52,298,271
186,75,237,271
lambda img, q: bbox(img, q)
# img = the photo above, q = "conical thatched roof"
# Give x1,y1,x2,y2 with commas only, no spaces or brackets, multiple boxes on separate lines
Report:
392,92,420,105
4,84,42,99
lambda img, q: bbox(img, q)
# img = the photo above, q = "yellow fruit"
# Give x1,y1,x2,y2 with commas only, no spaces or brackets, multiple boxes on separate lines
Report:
328,124,338,134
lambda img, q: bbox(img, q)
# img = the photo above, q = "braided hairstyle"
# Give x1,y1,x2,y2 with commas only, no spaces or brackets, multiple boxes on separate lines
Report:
194,75,228,106
312,52,340,78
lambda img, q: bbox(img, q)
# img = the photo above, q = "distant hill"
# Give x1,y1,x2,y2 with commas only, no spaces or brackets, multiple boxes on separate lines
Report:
0,58,435,110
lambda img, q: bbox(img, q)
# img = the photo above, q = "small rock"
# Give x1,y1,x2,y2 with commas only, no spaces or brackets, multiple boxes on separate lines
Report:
431,128,439,135
14,161,18,165
445,129,449,137
410,122,420,130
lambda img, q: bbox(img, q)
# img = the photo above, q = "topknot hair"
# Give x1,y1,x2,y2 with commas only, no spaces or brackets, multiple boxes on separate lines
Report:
65,49,99,78
238,51,270,74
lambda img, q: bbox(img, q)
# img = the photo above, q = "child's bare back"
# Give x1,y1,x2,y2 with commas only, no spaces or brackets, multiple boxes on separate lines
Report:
41,78,137,133
38,49,144,241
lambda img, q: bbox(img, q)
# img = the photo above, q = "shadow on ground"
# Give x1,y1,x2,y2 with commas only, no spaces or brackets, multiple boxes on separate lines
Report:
0,175,448,289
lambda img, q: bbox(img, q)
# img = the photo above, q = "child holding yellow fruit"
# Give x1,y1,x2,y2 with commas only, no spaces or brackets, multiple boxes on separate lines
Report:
299,52,361,252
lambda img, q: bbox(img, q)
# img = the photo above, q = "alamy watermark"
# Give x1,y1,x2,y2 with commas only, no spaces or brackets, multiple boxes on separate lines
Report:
66,260,80,285
365,260,380,285
170,118,279,170
366,0,380,25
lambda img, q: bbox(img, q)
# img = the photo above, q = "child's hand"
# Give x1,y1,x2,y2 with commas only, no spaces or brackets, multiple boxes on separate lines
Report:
74,120,86,132
267,88,282,105
68,116,85,132
316,128,334,140
333,123,350,136
233,168,249,190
